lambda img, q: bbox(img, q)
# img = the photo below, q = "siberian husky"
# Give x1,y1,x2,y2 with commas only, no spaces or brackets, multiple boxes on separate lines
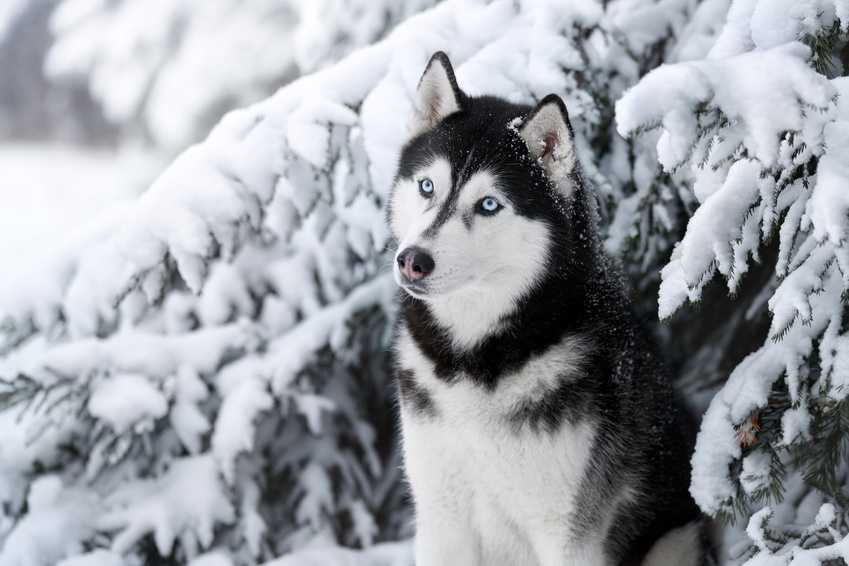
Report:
387,52,715,566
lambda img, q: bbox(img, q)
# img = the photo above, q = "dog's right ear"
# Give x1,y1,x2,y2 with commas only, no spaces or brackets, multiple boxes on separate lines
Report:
408,52,463,138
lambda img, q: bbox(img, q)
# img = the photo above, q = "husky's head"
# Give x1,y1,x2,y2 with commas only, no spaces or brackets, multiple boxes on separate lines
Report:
388,52,590,344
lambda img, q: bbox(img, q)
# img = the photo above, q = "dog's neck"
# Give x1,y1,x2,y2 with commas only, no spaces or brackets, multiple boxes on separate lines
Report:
398,264,599,389
420,285,518,351
401,261,588,347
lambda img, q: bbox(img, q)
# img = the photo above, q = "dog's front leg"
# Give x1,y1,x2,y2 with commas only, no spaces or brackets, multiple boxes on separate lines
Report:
413,514,479,566
531,531,608,566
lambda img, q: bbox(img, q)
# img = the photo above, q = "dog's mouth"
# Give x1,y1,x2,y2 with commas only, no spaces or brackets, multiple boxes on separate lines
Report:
399,280,429,297
394,265,431,297
394,269,479,300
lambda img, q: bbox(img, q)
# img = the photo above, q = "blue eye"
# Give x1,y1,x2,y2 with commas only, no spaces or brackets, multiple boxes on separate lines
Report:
419,178,434,196
480,197,500,213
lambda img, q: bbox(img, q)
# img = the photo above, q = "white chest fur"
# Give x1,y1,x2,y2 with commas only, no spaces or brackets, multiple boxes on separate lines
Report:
396,327,606,566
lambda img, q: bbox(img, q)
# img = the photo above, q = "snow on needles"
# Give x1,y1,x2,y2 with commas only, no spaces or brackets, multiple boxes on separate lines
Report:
4,0,849,564
98,455,236,558
617,0,849,539
617,42,834,172
0,476,101,566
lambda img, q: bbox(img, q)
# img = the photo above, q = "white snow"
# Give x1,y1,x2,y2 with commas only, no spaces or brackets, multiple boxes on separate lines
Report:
99,455,235,557
169,365,212,455
0,0,27,42
3,322,261,386
188,552,235,566
2,0,849,564
263,540,413,566
0,144,157,271
56,550,124,566
739,451,771,497
740,502,849,565
710,0,849,59
619,3,849,558
807,77,849,247
211,376,273,485
45,0,440,151
745,506,774,552
617,42,835,172
88,373,168,435
0,476,101,566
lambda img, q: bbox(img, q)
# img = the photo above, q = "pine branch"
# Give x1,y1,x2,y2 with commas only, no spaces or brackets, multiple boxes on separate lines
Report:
801,19,844,78
0,373,42,411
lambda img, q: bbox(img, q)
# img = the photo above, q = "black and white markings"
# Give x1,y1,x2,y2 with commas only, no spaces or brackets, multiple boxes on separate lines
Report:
389,51,715,566
396,368,435,416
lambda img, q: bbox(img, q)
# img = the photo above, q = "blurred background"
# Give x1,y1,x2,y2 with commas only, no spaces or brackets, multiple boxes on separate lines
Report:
3,2,848,564
0,0,435,269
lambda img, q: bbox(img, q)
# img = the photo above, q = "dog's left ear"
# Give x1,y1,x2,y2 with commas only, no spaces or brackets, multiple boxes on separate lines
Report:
408,52,463,138
519,94,578,196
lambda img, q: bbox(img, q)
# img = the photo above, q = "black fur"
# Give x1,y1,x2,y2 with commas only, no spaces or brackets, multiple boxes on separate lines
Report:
507,371,599,433
389,53,716,565
396,368,435,416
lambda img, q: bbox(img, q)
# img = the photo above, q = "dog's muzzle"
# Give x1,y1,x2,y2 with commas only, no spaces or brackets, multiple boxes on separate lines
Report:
397,247,434,283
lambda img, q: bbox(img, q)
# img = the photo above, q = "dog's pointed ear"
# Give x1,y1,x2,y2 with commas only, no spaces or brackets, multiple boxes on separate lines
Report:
408,52,463,138
519,94,578,196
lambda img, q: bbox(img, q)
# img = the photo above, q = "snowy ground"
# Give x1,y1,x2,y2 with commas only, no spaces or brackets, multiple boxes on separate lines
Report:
259,540,413,566
0,143,162,270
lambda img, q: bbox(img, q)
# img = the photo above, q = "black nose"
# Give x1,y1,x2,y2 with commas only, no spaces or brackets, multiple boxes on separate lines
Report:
397,247,435,281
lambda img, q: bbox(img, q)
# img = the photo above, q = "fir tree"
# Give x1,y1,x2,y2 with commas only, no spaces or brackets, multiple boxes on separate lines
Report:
1,0,849,565
618,0,849,563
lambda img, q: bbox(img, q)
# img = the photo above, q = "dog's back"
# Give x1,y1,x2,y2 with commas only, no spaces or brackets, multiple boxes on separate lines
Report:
388,52,715,566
